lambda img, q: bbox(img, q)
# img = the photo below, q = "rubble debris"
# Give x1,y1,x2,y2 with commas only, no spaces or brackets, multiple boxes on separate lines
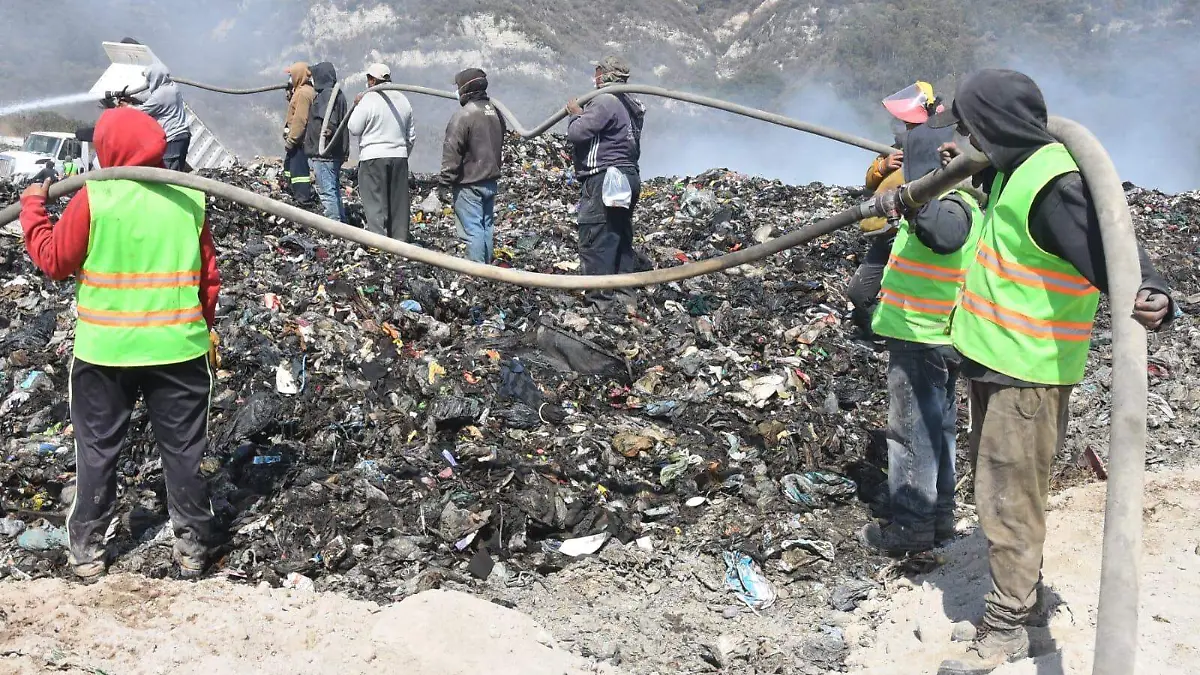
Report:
1,134,1197,673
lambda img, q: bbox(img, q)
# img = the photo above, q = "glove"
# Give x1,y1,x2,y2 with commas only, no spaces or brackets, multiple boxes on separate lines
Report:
207,330,221,370
872,188,904,224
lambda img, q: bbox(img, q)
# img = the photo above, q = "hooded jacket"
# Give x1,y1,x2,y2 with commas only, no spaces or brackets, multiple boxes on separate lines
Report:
135,62,190,142
946,69,1172,384
18,108,220,328
566,88,645,178
305,62,349,161
438,69,505,186
285,62,316,151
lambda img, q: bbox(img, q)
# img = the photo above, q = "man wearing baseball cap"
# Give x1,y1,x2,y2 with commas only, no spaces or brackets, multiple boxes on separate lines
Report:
348,62,417,241
564,55,646,311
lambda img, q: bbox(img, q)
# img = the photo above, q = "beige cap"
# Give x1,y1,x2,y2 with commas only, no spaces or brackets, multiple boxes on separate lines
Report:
365,63,391,80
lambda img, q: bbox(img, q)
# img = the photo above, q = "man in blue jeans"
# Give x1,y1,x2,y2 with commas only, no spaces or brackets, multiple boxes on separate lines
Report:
857,122,984,554
437,68,505,262
304,62,349,222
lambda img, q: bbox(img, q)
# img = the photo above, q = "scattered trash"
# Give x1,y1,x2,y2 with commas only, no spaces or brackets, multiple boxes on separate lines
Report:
283,572,315,592
15,522,68,551
782,472,859,509
555,533,611,557
830,580,875,611
723,551,777,610
0,517,27,537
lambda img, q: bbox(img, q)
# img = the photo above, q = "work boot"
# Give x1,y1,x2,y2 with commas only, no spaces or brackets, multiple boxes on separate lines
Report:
934,516,958,546
936,627,1030,675
72,560,106,580
173,540,207,580
858,521,933,556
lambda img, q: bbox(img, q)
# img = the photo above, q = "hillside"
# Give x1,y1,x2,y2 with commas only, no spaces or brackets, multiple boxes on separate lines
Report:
0,0,1194,189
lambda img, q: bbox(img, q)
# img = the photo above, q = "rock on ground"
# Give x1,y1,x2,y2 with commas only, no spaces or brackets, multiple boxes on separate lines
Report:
845,467,1200,675
0,578,620,675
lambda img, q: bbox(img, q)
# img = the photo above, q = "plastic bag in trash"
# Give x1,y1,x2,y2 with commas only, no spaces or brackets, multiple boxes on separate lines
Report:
782,471,858,509
601,167,632,208
723,551,777,610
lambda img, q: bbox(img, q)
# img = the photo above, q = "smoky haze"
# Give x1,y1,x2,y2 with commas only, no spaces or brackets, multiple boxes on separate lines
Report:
0,0,1193,193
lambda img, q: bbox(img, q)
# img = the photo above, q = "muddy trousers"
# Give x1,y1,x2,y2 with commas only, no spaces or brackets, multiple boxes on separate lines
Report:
67,356,214,567
885,341,961,542
968,380,1072,631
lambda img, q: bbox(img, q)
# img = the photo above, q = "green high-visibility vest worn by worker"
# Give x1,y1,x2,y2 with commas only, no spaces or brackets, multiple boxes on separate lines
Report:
950,143,1100,385
871,189,984,344
73,179,211,367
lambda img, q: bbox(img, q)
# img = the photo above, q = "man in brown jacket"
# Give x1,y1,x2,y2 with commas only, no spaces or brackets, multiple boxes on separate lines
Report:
284,62,315,203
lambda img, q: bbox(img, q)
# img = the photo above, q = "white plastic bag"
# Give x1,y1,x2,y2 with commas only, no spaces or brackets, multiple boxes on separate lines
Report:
602,166,632,209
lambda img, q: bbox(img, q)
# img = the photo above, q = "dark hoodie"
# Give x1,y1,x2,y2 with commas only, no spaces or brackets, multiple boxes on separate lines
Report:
566,89,645,178
944,69,1172,384
305,61,349,161
437,68,506,186
18,108,220,327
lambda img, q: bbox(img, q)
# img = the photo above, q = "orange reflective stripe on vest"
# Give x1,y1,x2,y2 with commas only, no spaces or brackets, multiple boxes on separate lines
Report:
886,253,968,284
78,270,202,290
77,306,205,328
878,287,956,316
960,289,1092,342
975,243,1096,297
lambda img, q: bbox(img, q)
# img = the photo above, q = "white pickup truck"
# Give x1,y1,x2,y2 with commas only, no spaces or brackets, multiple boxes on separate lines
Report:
0,132,93,183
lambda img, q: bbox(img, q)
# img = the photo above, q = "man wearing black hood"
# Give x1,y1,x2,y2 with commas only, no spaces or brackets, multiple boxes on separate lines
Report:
857,122,983,557
305,62,350,223
437,68,505,263
924,69,1172,673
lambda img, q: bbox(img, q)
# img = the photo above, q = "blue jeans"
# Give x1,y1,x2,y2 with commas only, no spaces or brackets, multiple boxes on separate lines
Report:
310,159,345,222
454,180,498,263
885,340,961,540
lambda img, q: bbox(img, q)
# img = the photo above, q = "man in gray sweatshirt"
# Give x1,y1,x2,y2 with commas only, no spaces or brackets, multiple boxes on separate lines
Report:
348,63,416,241
566,56,646,309
437,68,505,263
133,62,191,171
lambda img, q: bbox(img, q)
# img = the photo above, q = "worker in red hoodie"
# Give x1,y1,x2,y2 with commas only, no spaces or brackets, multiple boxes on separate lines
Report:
19,107,220,580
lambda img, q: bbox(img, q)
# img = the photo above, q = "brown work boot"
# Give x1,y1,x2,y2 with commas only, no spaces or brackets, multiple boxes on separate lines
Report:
936,627,1030,675
173,540,207,579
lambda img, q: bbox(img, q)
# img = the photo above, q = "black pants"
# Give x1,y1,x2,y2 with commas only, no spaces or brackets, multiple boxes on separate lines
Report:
164,134,191,172
358,156,411,241
67,356,214,566
847,233,896,334
284,145,313,202
577,168,642,307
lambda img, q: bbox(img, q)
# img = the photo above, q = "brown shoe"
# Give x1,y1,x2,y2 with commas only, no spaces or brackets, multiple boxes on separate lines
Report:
936,627,1030,674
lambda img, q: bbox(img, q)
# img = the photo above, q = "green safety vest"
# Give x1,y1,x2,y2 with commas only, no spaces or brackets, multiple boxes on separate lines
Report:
870,189,984,345
950,143,1100,385
74,179,210,367
63,161,77,176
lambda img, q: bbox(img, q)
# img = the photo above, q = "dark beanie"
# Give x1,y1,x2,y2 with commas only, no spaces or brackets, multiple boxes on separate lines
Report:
454,68,488,93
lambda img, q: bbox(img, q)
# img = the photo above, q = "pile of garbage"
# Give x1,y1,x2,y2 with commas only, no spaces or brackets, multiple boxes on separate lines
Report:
1,133,1197,621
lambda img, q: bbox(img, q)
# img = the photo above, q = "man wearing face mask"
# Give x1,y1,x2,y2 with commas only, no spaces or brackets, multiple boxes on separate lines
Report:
565,56,646,311
905,69,1174,673
437,68,505,263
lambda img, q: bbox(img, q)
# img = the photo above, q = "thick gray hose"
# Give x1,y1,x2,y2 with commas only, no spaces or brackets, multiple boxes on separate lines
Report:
317,82,896,157
0,152,981,289
175,78,288,95
1046,118,1147,675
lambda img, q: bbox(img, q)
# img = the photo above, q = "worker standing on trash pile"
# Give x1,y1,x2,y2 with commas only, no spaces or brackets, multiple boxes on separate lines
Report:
566,55,646,311
437,67,505,263
348,63,416,242
283,62,316,204
305,61,350,223
17,107,221,580
919,69,1173,675
128,61,192,172
856,121,982,556
848,82,944,340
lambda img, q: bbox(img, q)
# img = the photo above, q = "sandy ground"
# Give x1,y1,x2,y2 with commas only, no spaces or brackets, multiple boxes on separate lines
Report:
0,580,622,675
847,467,1200,675
2,469,1198,675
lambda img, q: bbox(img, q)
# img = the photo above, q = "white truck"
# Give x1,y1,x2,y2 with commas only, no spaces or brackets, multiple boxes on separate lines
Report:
0,132,93,183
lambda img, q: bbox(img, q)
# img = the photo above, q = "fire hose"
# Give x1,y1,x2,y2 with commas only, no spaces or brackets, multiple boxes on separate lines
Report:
0,74,1147,674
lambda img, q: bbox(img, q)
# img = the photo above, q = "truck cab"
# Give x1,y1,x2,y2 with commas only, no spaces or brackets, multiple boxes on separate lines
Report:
0,132,94,183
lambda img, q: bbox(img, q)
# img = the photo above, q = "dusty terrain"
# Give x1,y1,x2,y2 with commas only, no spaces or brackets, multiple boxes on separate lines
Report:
2,468,1197,675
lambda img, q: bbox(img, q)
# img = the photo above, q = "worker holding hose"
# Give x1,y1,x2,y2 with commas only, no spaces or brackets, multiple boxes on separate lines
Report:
349,63,417,242
283,62,316,204
305,62,350,223
565,56,646,311
856,121,981,556
848,82,943,339
918,69,1173,674
129,61,191,172
16,107,220,580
